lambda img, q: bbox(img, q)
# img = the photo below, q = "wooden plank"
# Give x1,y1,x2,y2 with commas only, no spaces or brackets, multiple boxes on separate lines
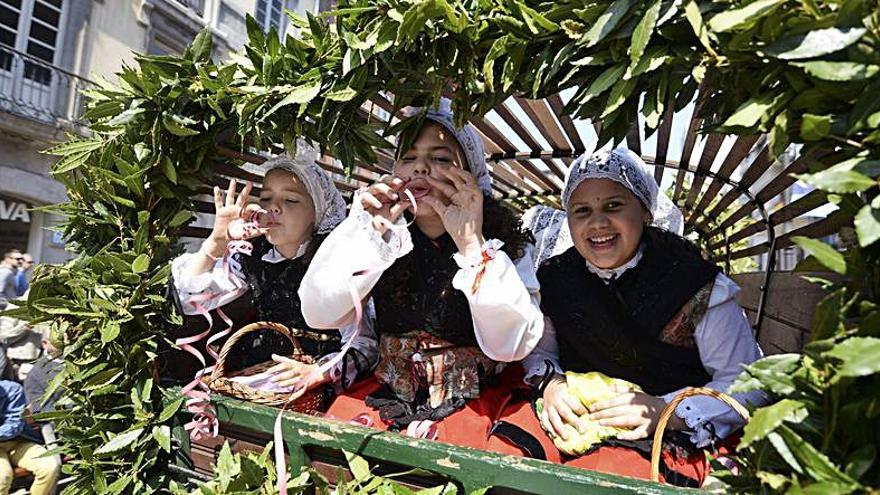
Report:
173,393,689,494
491,103,566,182
490,162,536,194
687,135,760,226
514,97,572,154
732,271,841,352
709,190,828,249
671,115,703,204
546,93,586,154
698,146,773,233
626,123,641,157
682,133,724,224
470,117,519,155
709,151,812,236
727,210,849,260
505,159,559,192
492,103,543,152
652,105,675,186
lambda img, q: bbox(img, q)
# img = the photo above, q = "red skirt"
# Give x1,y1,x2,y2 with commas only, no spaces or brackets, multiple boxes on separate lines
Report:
484,392,711,486
323,365,526,450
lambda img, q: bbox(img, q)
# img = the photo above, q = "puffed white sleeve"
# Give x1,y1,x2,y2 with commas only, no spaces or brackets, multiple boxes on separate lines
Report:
316,299,379,391
521,316,563,385
170,247,249,314
451,241,545,362
662,273,772,448
299,193,413,329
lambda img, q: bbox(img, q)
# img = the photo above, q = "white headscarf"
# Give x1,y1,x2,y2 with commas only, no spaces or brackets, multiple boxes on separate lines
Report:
562,148,683,235
402,98,493,194
262,154,347,234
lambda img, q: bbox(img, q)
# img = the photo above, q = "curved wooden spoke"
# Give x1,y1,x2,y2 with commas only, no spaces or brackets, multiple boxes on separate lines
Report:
708,151,818,238
687,135,761,227
514,97,572,154
709,190,828,250
652,105,675,186
681,133,725,228
727,210,850,260
672,115,703,204
546,94,586,154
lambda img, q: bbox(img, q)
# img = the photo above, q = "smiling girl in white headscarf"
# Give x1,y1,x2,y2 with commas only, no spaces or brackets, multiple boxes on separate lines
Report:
298,98,544,448
170,155,377,396
487,148,768,486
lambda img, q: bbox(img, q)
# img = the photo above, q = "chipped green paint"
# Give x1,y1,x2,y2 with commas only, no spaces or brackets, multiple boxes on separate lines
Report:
169,390,694,494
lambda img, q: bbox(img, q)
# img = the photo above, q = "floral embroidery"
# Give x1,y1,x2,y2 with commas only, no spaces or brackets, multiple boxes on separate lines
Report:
375,331,497,409
657,281,714,348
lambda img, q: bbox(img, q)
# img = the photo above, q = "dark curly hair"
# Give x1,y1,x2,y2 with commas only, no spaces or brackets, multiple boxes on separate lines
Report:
481,194,531,260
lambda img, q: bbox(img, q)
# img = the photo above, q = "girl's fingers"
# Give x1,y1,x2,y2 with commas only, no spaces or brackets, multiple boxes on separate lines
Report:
423,176,457,198
589,405,637,422
590,393,636,413
225,179,237,207
214,186,223,210
265,362,290,375
548,406,569,440
439,167,467,190
389,202,409,222
419,196,447,216
270,370,303,383
556,401,582,428
379,175,406,190
446,166,476,185
595,416,643,429
370,183,399,202
615,425,650,441
563,393,588,417
241,203,262,220
360,191,384,210
236,182,253,207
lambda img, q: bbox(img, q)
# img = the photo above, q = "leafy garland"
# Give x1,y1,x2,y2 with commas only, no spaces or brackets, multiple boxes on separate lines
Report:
8,0,878,492
171,442,469,495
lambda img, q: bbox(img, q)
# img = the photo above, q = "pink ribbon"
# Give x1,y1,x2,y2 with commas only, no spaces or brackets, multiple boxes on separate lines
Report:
174,234,253,440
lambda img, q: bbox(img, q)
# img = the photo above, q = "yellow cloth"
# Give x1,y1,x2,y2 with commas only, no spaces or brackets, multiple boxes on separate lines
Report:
537,371,641,455
0,439,60,495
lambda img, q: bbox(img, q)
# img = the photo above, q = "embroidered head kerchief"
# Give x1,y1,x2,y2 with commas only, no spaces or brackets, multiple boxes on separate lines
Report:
561,148,683,234
263,154,347,234
401,98,492,194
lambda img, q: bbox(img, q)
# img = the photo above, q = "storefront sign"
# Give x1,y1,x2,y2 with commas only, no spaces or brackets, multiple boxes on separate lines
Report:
0,198,30,223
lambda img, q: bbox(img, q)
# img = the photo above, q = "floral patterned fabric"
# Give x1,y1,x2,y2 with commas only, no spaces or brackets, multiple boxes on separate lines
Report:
375,331,499,409
658,281,714,349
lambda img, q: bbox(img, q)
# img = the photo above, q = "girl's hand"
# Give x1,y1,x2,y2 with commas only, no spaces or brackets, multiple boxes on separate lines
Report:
540,375,588,441
588,391,683,440
266,354,329,392
359,176,410,234
204,179,263,255
420,168,485,257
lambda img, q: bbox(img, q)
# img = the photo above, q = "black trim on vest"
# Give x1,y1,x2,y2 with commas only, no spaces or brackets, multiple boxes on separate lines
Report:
538,227,718,396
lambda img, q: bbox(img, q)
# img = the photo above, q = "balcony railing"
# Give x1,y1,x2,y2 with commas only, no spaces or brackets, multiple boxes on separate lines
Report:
173,0,205,16
0,43,93,128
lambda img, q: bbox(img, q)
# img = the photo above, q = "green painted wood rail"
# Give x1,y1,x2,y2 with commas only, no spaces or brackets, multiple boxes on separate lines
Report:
168,391,694,494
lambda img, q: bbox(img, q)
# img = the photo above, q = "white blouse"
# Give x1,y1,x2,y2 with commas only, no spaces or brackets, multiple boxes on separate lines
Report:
298,193,545,362
170,241,378,391
522,255,770,448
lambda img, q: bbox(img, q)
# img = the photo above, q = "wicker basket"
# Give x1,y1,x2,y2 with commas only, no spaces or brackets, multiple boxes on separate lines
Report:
650,387,750,484
204,321,327,413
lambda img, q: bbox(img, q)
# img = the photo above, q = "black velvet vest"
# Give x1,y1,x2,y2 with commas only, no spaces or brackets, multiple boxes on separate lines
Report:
371,227,478,346
235,238,342,361
538,227,718,396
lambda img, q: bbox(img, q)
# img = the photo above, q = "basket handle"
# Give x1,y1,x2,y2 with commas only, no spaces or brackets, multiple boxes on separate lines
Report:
209,321,305,381
650,387,750,483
